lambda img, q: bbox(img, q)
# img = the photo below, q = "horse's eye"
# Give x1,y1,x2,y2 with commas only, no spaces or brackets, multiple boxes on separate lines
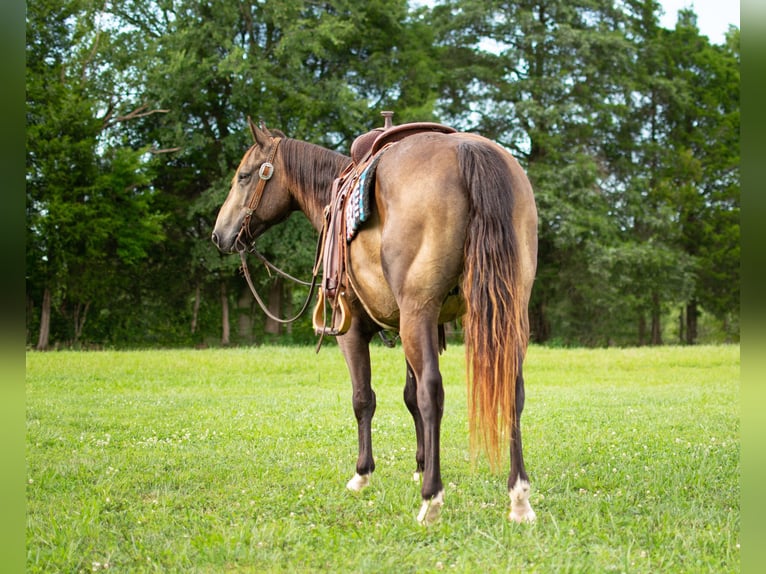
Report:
238,171,252,183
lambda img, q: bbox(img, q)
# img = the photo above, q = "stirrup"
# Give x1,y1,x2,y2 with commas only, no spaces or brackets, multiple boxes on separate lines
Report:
312,290,352,336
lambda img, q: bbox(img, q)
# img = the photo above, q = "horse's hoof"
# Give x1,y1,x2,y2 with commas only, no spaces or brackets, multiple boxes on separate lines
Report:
346,473,370,492
509,506,537,523
508,478,536,523
417,490,444,525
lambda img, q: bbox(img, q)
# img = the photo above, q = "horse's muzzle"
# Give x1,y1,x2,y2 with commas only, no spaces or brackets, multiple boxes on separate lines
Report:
211,230,237,253
211,231,227,252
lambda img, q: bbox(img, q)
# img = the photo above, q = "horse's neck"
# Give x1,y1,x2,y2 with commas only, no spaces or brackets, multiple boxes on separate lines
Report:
282,138,350,231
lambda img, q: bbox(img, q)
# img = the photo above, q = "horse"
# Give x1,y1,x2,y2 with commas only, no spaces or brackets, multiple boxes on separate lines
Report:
212,117,538,524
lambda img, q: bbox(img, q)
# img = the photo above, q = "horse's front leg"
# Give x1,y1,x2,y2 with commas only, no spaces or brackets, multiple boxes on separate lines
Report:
337,322,376,492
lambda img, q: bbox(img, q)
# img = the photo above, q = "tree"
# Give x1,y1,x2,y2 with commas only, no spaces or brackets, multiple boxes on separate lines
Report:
116,0,445,344
25,0,739,348
606,5,739,344
665,18,740,342
431,0,739,345
26,0,165,349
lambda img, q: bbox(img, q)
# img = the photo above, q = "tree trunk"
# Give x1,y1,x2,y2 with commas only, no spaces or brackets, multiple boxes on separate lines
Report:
638,313,646,346
651,292,662,345
237,288,254,344
685,299,698,345
529,297,550,343
221,282,230,346
36,287,51,351
191,283,201,334
73,301,90,344
264,277,283,335
678,307,685,344
284,283,293,335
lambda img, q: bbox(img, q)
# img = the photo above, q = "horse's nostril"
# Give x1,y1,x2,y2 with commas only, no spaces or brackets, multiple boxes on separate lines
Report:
211,232,219,247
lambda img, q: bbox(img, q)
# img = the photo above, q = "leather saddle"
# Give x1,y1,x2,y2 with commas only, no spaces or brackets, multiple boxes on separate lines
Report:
350,121,456,165
312,115,456,337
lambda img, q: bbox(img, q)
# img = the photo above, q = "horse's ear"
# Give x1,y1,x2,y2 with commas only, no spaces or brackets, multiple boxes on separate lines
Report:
247,116,270,147
247,116,258,141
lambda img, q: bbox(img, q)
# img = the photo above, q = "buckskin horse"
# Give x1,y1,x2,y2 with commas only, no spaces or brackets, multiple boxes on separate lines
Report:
211,117,538,524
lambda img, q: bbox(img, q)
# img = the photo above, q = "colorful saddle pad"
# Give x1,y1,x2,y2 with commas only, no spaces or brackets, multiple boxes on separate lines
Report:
345,152,384,242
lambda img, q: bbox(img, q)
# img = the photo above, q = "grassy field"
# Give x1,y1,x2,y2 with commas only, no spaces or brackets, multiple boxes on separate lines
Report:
26,344,739,573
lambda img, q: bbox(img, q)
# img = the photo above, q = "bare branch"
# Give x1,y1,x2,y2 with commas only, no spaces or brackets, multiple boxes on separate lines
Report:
100,101,116,126
148,147,182,155
101,103,171,130
81,29,101,83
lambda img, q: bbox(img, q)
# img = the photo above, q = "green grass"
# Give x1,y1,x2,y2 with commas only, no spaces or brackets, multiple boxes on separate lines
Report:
26,344,739,573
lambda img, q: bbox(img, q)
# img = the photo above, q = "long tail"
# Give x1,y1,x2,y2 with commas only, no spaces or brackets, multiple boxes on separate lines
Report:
458,141,528,469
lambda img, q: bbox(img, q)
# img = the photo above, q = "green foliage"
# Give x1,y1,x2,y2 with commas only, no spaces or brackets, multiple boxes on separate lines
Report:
26,345,740,572
25,0,739,348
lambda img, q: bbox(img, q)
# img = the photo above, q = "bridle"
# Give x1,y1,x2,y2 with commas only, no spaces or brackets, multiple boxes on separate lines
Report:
232,136,322,326
235,136,281,252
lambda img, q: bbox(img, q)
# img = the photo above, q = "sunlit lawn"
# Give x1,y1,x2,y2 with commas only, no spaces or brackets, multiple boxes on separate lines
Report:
26,344,739,572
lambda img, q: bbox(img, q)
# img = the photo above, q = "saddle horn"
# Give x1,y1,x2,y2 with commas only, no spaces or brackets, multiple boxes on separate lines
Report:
381,110,394,129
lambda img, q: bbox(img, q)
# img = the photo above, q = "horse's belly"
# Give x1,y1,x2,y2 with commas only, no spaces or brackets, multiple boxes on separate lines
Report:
347,226,401,329
354,286,400,329
349,272,464,331
348,239,466,331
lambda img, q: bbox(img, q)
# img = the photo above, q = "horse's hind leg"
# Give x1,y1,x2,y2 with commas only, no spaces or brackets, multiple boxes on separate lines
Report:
403,360,425,481
508,361,536,522
399,314,445,524
337,322,376,492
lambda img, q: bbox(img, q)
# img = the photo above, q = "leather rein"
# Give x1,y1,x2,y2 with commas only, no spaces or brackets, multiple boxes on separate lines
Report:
233,136,323,325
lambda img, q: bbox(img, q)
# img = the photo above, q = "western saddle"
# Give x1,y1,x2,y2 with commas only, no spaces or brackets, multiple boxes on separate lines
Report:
312,111,456,337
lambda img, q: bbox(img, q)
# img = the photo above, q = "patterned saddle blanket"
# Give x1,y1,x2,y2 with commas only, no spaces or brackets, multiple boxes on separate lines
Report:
344,150,386,242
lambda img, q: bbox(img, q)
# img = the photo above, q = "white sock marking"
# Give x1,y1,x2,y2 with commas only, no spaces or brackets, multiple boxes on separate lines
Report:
417,489,445,525
508,478,536,523
346,472,370,492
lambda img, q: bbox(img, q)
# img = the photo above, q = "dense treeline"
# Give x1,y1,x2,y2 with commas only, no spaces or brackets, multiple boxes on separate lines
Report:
26,0,739,349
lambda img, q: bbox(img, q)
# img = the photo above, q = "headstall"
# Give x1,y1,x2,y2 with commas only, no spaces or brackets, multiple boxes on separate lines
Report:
237,136,281,247
233,136,322,329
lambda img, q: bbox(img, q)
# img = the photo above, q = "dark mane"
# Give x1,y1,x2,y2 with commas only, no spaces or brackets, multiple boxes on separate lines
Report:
281,138,350,209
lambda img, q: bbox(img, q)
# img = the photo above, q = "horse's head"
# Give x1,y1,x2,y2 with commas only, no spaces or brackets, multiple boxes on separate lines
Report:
211,118,291,253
